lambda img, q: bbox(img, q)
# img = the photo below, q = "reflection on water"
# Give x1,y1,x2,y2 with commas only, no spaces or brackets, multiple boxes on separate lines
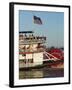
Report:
19,70,43,79
19,68,64,79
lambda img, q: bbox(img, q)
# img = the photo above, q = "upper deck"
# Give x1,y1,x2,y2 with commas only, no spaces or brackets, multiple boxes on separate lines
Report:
19,31,46,45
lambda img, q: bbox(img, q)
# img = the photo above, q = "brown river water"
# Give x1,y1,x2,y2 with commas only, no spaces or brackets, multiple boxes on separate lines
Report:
19,66,64,79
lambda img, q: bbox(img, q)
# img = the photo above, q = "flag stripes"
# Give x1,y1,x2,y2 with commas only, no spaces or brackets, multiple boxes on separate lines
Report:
33,16,42,25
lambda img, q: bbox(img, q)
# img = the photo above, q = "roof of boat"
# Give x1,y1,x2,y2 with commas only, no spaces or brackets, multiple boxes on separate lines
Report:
19,31,34,33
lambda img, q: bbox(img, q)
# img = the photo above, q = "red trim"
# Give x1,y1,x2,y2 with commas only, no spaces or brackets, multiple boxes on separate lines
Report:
19,51,43,54
19,52,33,54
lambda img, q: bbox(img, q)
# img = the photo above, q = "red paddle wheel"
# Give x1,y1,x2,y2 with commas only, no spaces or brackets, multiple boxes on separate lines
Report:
43,48,64,68
43,48,64,61
48,48,64,60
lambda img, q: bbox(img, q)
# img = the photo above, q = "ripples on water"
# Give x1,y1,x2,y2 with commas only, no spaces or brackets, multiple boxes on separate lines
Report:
19,68,64,79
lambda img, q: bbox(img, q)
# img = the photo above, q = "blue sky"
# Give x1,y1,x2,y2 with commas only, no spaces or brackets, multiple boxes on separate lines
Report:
19,10,64,48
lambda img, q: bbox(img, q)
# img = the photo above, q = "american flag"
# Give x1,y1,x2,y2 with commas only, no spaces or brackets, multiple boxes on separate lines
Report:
33,16,42,25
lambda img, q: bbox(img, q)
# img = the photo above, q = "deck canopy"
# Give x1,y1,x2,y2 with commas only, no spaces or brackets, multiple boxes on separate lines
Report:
19,31,34,34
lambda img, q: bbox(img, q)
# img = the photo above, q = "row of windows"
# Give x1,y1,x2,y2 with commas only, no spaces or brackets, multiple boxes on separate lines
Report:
20,59,33,63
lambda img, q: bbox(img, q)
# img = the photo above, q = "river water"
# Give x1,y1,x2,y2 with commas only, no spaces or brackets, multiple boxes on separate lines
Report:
19,68,64,79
